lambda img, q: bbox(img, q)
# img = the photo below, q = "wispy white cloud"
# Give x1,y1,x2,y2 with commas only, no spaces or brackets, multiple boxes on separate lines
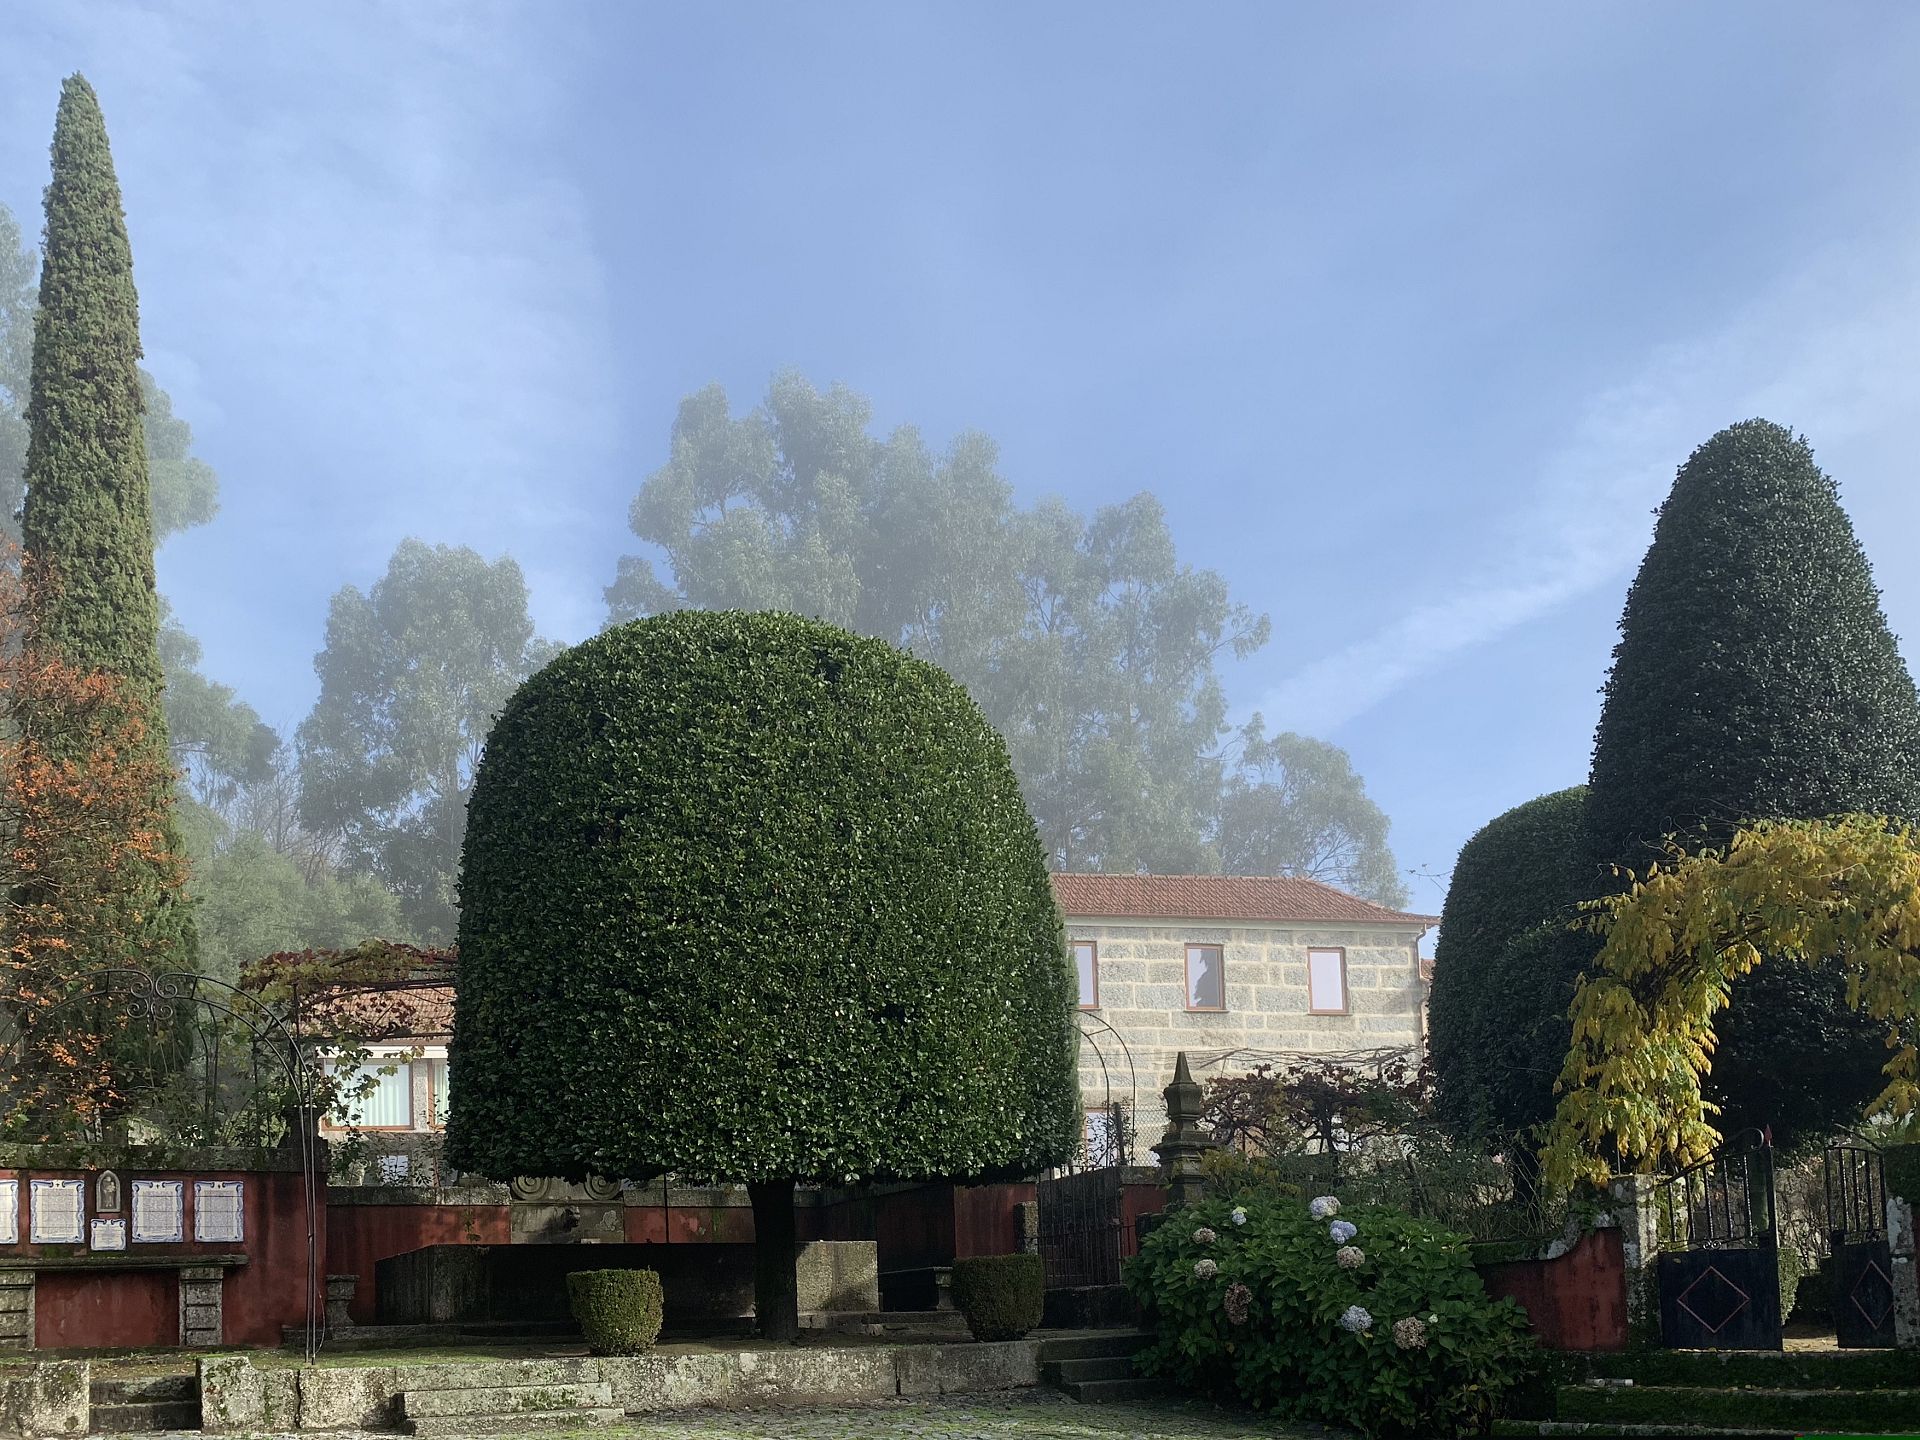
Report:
1255,237,1920,736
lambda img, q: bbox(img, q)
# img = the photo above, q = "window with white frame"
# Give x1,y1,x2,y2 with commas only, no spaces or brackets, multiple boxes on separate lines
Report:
1307,948,1348,1015
1072,941,1098,1009
1186,944,1225,1011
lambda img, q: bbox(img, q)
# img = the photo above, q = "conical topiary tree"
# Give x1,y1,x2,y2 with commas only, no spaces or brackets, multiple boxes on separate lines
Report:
446,611,1079,1341
1581,418,1920,1143
17,74,193,971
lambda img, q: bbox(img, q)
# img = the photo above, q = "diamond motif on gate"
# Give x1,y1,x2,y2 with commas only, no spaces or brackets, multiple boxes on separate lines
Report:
1675,1265,1751,1335
1852,1260,1895,1330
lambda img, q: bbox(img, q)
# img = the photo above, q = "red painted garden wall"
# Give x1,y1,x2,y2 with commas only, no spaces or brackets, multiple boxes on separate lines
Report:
5,1159,319,1349
35,1270,173,1349
1475,1227,1628,1352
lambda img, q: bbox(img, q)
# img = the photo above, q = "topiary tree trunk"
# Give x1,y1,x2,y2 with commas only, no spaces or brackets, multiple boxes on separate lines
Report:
748,1180,799,1343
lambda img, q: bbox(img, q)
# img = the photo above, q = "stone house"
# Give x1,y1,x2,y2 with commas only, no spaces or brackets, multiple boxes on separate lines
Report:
1051,872,1437,1159
311,874,1435,1184
290,959,456,1186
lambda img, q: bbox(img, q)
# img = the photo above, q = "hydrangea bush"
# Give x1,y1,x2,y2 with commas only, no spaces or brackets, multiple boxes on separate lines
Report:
1125,1192,1536,1439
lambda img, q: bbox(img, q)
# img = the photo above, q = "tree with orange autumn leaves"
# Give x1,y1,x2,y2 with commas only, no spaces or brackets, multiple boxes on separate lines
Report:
0,550,192,1133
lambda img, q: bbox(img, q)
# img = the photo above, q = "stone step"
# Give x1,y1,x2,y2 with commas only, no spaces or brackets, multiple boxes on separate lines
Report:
1043,1355,1137,1384
391,1358,603,1392
1555,1383,1920,1433
1033,1330,1152,1363
401,1407,624,1437
1061,1376,1167,1404
91,1375,197,1404
89,1400,202,1433
1494,1424,1797,1438
1577,1349,1914,1391
401,1383,614,1420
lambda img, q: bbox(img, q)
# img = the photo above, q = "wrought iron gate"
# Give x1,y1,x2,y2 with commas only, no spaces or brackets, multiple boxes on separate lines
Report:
1037,1099,1132,1289
1654,1130,1782,1350
1824,1141,1895,1348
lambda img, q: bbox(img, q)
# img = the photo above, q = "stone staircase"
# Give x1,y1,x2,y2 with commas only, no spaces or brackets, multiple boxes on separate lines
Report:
396,1379,622,1436
89,1373,200,1433
1038,1330,1161,1403
1494,1348,1920,1437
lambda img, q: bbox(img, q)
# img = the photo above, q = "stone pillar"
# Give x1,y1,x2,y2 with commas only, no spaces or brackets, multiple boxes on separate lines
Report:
325,1274,358,1336
1889,1194,1919,1350
1013,1200,1039,1255
0,1272,32,1351
1152,1052,1216,1211
179,1266,224,1348
1608,1174,1662,1345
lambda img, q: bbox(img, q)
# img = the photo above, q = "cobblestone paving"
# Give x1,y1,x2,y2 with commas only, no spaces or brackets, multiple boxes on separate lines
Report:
573,1392,1323,1440
120,1391,1330,1440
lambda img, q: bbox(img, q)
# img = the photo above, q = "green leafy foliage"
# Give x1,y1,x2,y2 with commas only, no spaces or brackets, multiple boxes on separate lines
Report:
1126,1194,1535,1439
446,610,1079,1186
604,375,1399,897
17,74,193,969
950,1255,1044,1342
565,1269,664,1355
297,539,559,940
1544,816,1920,1184
1582,419,1920,1143
183,824,406,984
1428,787,1587,1143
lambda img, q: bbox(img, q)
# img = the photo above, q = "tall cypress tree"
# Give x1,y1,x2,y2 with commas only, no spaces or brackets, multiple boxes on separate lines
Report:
19,74,193,969
1582,418,1920,1143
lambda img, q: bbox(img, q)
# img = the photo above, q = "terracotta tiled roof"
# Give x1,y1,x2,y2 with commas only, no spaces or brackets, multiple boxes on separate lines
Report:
301,984,454,1042
1050,873,1438,927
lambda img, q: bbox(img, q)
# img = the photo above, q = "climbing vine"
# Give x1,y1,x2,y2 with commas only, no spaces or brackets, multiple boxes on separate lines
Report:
1541,815,1920,1189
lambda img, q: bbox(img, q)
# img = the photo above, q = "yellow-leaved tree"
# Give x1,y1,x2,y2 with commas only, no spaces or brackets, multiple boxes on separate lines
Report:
1542,814,1920,1189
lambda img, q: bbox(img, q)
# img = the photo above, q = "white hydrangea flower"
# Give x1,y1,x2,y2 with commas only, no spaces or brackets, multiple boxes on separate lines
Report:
1193,1258,1218,1279
1309,1195,1341,1220
1191,1226,1217,1245
1339,1304,1373,1333
1229,1206,1247,1227
1393,1316,1429,1350
1329,1219,1358,1244
1335,1245,1365,1269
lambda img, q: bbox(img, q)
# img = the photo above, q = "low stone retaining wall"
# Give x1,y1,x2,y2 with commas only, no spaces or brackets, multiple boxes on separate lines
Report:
200,1341,1041,1432
0,1360,86,1437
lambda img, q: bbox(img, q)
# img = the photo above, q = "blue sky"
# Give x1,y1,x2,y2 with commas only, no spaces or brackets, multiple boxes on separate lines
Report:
5,3,1920,911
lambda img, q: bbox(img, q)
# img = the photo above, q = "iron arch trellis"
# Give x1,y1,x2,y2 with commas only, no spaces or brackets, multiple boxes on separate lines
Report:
1071,1011,1140,1170
0,967,325,1360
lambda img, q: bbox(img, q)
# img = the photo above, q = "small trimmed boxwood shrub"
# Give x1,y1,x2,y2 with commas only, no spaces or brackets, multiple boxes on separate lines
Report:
1126,1194,1535,1439
566,1268,663,1355
951,1254,1044,1341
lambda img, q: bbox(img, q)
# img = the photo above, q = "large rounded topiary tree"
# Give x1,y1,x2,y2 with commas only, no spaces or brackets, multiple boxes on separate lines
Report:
445,610,1079,1339
1428,787,1586,1144
1582,419,1920,1144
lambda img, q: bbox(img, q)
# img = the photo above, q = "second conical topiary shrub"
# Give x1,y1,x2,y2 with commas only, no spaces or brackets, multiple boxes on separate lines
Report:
1582,418,1920,1142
